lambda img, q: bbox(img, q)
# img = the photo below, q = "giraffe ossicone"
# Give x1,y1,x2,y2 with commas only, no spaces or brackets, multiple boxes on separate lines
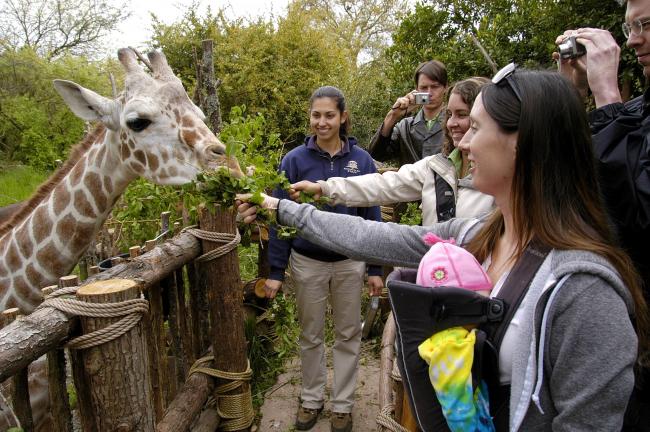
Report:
0,47,242,431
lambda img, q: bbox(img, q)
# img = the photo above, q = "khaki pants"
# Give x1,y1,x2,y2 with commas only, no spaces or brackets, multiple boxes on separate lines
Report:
289,250,365,413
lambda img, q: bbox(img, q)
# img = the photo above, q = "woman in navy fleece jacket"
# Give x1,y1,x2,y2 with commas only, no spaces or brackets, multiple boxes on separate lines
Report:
265,86,383,431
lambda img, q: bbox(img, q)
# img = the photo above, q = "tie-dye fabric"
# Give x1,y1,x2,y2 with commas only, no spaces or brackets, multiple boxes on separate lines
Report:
418,327,495,432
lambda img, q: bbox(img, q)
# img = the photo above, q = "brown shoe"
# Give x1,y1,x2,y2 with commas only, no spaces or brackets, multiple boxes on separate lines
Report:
295,405,323,430
330,412,352,432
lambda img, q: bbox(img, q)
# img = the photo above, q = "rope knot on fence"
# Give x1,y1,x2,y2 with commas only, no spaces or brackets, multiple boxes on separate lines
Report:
376,404,410,432
183,227,241,263
39,286,149,350
189,355,254,431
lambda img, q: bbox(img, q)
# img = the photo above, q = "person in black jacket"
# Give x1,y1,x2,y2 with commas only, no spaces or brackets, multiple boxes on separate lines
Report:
557,1,650,429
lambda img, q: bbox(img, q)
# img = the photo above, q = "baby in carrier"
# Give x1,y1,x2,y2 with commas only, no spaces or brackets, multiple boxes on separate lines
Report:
416,233,495,432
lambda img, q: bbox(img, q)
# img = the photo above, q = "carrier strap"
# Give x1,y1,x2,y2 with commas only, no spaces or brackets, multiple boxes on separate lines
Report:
434,172,456,222
485,241,551,351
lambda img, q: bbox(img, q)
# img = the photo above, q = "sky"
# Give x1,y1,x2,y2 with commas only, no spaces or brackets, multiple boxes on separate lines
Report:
108,0,291,52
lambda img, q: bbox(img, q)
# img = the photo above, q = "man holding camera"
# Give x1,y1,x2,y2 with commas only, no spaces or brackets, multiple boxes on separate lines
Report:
368,60,448,166
557,1,650,431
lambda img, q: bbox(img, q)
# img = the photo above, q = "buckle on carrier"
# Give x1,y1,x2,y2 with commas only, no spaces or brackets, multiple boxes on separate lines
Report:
487,298,505,321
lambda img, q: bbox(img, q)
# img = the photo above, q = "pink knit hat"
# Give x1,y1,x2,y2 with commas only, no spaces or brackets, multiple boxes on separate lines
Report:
416,233,492,292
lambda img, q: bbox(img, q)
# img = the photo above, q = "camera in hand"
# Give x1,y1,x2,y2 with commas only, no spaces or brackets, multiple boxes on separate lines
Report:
413,92,430,105
557,36,586,59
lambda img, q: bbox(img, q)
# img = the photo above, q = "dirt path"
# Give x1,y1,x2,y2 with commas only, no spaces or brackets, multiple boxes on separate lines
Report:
257,342,381,431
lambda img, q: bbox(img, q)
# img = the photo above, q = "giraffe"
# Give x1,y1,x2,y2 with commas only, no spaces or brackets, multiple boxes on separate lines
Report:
0,47,242,430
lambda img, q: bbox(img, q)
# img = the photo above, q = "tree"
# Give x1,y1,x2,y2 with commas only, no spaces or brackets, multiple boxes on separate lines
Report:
384,0,641,100
0,47,120,169
151,5,350,148
292,0,409,65
0,0,131,59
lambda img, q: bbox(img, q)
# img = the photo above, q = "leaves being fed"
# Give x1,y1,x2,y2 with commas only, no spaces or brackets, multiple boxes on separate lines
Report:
298,191,331,208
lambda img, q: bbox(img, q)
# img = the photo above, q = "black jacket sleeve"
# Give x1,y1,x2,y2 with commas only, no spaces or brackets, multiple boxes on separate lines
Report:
589,100,650,230
368,122,398,162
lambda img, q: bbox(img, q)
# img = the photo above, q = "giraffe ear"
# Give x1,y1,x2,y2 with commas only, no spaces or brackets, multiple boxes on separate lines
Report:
53,80,120,130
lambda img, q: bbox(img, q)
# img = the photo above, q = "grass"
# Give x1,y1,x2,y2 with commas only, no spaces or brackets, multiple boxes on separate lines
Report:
0,163,49,206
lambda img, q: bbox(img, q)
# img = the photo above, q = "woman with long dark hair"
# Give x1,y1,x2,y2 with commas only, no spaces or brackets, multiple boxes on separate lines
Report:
265,86,383,432
239,69,648,430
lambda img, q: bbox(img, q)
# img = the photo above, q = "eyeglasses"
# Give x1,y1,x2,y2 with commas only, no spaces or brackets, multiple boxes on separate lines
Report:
622,18,650,38
492,62,522,103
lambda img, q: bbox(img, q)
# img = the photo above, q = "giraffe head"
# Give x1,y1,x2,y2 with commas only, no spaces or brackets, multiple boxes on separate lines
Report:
52,48,242,185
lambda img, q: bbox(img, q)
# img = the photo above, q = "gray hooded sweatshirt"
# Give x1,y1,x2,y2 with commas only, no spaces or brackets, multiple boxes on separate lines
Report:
277,199,637,431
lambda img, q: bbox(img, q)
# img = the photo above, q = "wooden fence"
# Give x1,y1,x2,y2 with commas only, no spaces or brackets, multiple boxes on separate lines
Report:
0,204,266,432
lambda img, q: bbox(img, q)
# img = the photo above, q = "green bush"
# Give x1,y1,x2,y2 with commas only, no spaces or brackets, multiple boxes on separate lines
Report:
0,48,122,169
0,164,49,206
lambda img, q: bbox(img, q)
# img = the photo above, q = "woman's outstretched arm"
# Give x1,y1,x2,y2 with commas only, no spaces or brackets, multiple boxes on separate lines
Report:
276,199,465,268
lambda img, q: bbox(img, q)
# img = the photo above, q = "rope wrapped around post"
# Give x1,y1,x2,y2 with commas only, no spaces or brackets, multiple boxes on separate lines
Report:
376,404,410,432
39,285,149,350
183,227,240,262
189,355,254,431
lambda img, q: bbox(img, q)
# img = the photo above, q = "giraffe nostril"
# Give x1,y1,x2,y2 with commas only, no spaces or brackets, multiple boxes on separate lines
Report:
205,144,225,159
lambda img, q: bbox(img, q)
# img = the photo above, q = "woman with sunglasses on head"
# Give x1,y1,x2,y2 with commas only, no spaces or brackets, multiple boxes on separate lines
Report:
290,77,494,229
239,67,648,430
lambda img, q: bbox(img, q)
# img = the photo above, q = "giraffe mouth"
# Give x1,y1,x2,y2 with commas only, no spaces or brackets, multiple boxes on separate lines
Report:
206,156,244,178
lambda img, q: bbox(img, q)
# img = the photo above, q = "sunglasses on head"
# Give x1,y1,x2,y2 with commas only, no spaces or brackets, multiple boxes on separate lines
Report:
492,62,522,102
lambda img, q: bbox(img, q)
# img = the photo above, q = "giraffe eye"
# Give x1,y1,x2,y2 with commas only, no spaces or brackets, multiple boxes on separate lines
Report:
126,118,152,132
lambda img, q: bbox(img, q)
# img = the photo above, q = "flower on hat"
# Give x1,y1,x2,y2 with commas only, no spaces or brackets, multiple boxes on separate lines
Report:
431,266,448,285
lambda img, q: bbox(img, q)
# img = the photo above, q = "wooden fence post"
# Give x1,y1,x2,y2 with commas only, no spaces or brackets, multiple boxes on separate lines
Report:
200,39,222,133
2,308,33,432
72,279,155,431
197,204,251,431
48,276,76,432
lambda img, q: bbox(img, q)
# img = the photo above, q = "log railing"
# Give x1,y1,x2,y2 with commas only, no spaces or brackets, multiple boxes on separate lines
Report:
0,206,256,431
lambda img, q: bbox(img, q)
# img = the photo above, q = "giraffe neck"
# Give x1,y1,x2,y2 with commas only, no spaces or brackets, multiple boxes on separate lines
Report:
0,129,139,313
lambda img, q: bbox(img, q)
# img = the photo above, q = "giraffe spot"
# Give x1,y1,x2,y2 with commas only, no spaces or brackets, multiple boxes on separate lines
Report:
84,173,106,211
15,226,33,258
32,206,50,243
56,213,76,244
134,150,146,165
74,190,96,218
181,130,198,147
0,262,8,278
173,108,181,124
5,294,17,310
168,166,178,177
147,153,159,172
70,159,86,185
121,142,131,160
53,182,71,215
71,224,95,252
181,116,195,128
86,148,97,165
25,263,51,290
129,161,144,174
13,276,42,309
6,241,21,269
96,145,106,164
104,176,113,194
161,150,170,164
120,131,127,142
36,243,67,275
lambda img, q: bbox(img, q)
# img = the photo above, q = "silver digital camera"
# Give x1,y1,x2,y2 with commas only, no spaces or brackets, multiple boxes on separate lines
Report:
557,36,586,59
413,92,430,105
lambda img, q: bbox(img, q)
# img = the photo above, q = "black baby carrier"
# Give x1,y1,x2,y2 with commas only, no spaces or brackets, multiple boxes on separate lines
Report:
386,243,550,432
